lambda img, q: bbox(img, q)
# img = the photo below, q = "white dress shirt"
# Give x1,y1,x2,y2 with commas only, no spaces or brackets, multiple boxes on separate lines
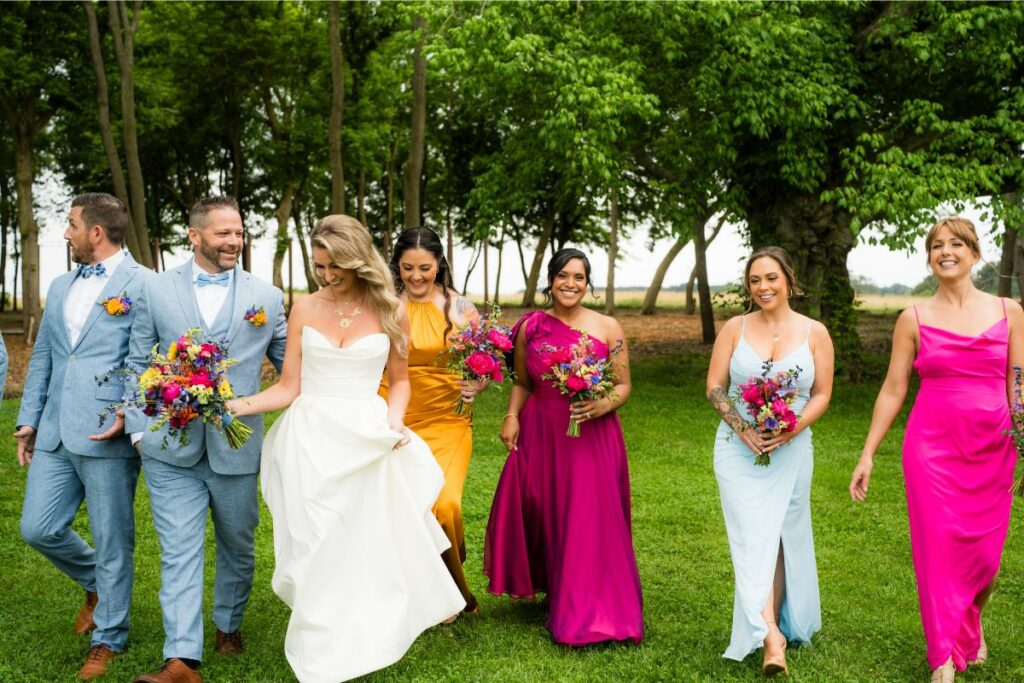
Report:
192,260,234,328
64,250,127,347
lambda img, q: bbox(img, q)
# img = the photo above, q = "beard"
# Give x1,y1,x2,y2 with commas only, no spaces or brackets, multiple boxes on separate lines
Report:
68,240,94,265
197,241,238,272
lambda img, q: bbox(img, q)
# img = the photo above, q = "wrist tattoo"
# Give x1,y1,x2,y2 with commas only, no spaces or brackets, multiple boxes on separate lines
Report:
708,386,747,432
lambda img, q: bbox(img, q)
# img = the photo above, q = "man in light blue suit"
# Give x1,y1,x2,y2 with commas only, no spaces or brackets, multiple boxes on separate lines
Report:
127,196,286,683
15,193,154,680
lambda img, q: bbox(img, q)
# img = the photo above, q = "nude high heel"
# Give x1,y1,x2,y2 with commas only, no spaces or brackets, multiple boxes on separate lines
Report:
762,623,788,676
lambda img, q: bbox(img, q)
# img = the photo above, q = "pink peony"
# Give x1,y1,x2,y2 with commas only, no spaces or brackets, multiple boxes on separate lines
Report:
199,342,218,359
490,368,504,383
161,383,182,404
548,348,572,365
465,351,497,377
783,410,799,431
566,374,588,394
488,329,513,352
771,398,789,416
741,384,761,404
189,371,214,388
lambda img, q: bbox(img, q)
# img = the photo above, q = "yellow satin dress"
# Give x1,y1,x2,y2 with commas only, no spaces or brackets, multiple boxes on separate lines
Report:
381,300,477,611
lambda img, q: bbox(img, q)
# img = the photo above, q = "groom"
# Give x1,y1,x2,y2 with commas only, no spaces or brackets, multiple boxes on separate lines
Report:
127,196,287,683
15,193,153,679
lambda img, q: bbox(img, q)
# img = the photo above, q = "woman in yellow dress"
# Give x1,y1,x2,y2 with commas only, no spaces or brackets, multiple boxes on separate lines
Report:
383,227,486,617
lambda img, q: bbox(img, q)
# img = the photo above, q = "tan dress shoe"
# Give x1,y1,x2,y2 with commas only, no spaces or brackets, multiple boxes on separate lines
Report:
132,658,202,683
74,591,99,635
215,629,244,655
77,644,116,680
762,635,789,676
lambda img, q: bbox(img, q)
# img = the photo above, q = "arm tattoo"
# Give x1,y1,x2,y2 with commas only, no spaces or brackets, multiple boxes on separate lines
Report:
455,296,477,319
708,386,748,433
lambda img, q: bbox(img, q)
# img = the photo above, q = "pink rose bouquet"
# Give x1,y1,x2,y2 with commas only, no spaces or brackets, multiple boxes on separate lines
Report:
442,303,513,414
731,360,802,466
1007,366,1024,495
98,328,252,449
540,330,621,437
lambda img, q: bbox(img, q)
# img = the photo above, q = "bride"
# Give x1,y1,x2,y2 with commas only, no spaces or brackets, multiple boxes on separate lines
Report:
227,215,465,683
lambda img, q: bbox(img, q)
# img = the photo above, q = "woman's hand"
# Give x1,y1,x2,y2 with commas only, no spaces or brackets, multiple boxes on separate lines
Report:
459,378,489,405
570,396,614,424
735,424,767,457
500,414,520,451
759,426,802,454
390,421,411,450
849,454,874,501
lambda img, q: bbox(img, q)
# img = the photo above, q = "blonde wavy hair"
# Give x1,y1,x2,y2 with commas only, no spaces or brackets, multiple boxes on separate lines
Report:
310,215,406,356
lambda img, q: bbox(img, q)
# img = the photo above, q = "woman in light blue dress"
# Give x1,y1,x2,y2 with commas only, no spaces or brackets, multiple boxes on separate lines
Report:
706,247,834,676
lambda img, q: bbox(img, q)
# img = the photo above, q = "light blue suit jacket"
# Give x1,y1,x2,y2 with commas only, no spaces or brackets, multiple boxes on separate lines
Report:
17,253,154,457
125,261,287,475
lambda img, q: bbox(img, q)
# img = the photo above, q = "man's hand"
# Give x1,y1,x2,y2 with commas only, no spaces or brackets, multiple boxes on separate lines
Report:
13,425,37,467
89,409,125,442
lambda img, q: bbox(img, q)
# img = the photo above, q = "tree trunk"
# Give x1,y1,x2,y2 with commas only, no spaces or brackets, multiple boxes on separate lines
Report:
495,227,505,305
445,202,454,271
0,174,9,311
483,237,491,303
291,189,317,294
403,16,427,228
605,193,619,315
750,197,860,373
14,134,41,342
461,242,481,295
640,234,689,315
685,214,725,314
108,0,153,268
357,168,366,226
83,0,140,258
998,219,1016,298
272,181,294,290
521,205,556,306
385,140,397,257
692,216,715,344
12,226,20,313
328,0,346,213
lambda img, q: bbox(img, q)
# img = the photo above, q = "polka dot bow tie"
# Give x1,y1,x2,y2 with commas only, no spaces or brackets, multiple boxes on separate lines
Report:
78,263,107,279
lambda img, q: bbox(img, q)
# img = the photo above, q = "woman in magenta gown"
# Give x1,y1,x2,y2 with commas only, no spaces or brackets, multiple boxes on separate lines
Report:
850,217,1022,682
484,248,644,646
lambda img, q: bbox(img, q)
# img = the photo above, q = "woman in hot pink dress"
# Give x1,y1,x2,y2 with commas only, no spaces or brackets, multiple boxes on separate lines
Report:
850,217,1023,682
484,248,643,646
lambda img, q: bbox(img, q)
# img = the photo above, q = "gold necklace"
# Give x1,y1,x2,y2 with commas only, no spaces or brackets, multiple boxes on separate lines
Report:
759,311,790,343
330,288,364,328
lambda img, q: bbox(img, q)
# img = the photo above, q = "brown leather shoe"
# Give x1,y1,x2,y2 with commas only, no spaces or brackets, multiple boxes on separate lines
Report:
74,591,99,635
77,644,117,680
132,659,202,683
215,629,244,655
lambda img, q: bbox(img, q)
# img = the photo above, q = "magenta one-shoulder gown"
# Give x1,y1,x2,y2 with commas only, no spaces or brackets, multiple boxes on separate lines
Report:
905,305,1016,671
484,311,644,646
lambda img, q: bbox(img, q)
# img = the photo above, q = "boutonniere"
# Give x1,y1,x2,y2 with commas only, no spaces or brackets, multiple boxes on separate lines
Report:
98,292,132,316
243,305,267,327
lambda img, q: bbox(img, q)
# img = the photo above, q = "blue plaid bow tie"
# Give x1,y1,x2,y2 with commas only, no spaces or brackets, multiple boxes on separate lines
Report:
197,272,230,288
78,263,107,279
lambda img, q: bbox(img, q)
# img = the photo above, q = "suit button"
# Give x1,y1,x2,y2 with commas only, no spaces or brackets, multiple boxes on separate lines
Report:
69,355,76,361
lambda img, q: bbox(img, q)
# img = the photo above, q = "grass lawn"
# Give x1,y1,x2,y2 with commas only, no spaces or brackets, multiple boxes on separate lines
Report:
2,351,1023,682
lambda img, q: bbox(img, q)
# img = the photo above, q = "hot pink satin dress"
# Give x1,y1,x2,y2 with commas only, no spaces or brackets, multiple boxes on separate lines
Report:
484,311,644,646
905,302,1016,671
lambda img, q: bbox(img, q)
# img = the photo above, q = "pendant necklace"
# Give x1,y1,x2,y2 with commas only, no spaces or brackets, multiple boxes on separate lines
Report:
331,287,363,329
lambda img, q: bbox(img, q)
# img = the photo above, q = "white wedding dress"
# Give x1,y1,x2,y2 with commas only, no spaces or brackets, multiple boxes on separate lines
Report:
261,326,465,683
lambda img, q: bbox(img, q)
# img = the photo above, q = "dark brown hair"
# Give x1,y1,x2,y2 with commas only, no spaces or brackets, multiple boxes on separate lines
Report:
189,196,240,230
71,193,128,245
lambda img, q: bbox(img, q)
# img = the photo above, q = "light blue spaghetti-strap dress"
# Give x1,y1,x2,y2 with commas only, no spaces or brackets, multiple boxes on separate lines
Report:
713,315,820,660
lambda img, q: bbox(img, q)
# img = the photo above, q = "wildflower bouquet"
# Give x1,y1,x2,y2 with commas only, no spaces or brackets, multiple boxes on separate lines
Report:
442,303,514,414
540,331,621,437
731,360,802,466
98,328,252,449
1007,366,1024,495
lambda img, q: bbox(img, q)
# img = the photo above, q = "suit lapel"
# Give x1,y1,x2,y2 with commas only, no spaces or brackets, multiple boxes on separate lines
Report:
49,272,76,352
72,253,139,353
224,265,252,346
173,262,203,332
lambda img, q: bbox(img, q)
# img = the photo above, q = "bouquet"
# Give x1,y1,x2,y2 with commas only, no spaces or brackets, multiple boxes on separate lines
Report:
98,329,253,449
731,360,802,466
442,303,514,414
1007,365,1024,495
540,331,621,437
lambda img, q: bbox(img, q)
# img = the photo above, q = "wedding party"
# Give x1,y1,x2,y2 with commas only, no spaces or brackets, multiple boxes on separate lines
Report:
3,2,1024,682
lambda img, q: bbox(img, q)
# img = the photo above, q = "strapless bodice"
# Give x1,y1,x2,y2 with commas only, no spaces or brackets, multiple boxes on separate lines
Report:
300,326,389,397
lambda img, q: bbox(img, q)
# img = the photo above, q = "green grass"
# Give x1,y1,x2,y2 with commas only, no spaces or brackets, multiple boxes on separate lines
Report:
2,353,1024,682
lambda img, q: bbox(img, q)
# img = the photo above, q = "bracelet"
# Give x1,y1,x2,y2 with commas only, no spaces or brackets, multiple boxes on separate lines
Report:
503,413,518,420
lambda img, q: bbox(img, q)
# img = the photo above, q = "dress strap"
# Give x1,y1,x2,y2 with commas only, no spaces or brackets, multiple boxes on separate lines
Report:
741,314,747,333
912,305,920,324
1001,297,1007,319
804,320,813,343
